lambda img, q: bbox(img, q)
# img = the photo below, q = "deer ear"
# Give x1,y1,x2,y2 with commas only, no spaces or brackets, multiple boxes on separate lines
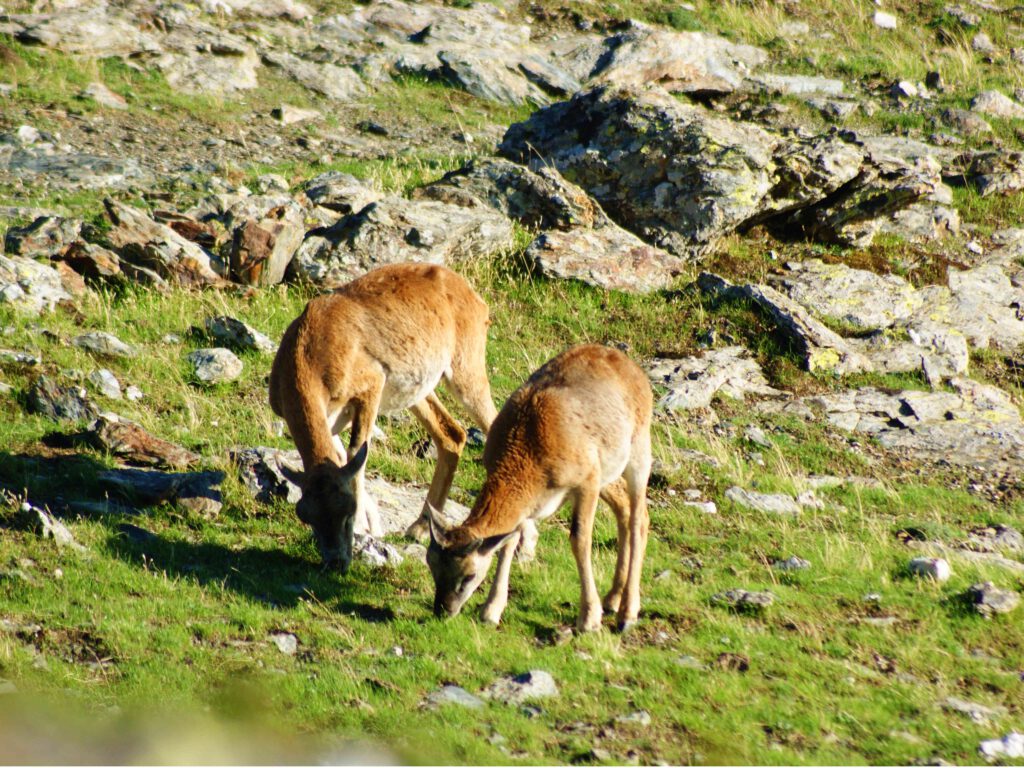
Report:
427,503,449,548
474,530,516,557
337,442,369,482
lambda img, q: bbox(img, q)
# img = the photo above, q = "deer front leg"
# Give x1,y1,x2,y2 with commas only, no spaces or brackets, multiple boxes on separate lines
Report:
346,394,382,537
571,484,603,633
406,394,467,540
480,528,521,625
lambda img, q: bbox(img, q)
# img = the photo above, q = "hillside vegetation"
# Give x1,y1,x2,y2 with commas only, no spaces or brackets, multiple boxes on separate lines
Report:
1,0,1023,764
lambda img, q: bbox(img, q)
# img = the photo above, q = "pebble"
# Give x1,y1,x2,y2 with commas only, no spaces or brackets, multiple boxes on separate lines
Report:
73,331,136,359
269,631,298,655
967,582,1020,617
711,589,775,611
908,557,951,582
892,81,918,99
772,555,811,572
615,710,652,727
873,10,897,29
483,670,558,704
187,348,243,384
978,732,1024,760
88,368,122,399
125,385,144,401
425,684,483,709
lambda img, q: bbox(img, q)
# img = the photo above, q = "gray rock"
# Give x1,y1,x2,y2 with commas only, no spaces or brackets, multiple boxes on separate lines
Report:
87,369,121,399
187,348,243,384
104,200,223,288
269,631,298,655
743,426,771,448
699,273,872,375
942,696,1007,724
750,74,844,97
941,108,992,136
98,468,223,513
304,172,383,215
615,710,652,727
438,49,547,106
646,346,782,410
0,349,40,366
873,11,897,29
80,414,199,470
205,316,276,353
683,500,718,515
289,197,513,288
711,588,774,611
353,533,404,567
19,501,85,552
231,446,305,504
425,685,484,709
963,525,1023,554
223,197,305,287
971,90,1024,120
967,582,1019,617
908,556,952,582
80,82,127,110
15,7,161,56
0,255,74,314
978,732,1024,759
725,487,802,516
773,556,811,572
962,151,1024,197
73,331,136,359
263,52,366,101
4,216,82,258
972,32,996,54
271,104,320,126
27,375,97,422
483,670,559,704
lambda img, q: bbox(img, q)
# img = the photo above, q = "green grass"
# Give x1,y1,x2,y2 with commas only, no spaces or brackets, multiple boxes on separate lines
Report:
0,263,1021,764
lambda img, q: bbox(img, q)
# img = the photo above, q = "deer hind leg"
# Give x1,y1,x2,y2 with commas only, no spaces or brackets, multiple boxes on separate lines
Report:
599,478,632,615
406,393,467,539
571,480,604,633
618,434,652,632
345,393,382,537
479,528,521,626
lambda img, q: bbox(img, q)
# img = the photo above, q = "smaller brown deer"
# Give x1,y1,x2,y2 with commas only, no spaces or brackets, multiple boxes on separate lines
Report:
269,263,514,573
427,344,653,632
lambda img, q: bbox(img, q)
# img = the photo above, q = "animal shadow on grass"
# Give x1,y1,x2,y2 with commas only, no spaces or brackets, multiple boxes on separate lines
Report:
107,531,396,620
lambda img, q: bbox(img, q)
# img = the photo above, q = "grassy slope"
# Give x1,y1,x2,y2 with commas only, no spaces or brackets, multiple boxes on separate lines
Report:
1,0,1024,764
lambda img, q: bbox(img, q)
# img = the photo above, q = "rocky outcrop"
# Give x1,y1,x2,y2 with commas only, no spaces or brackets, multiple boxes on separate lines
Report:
288,197,513,287
500,86,940,258
647,346,783,410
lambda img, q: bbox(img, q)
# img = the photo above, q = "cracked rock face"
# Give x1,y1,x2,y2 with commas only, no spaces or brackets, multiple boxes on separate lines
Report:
500,86,938,259
646,346,783,410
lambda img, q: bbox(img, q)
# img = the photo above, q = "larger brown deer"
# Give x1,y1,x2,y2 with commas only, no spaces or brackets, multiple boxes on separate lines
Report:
270,263,530,573
426,344,653,633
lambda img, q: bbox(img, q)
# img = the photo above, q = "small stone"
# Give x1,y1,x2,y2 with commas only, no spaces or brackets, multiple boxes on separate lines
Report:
15,125,40,144
73,331,136,359
972,33,996,54
271,104,321,125
978,732,1024,760
675,655,705,670
873,10,897,29
125,385,143,401
743,425,772,448
87,368,122,399
483,670,558,704
683,500,718,515
725,487,801,515
711,589,775,612
0,349,40,366
967,582,1020,617
615,710,652,727
908,557,951,582
19,501,85,552
353,534,404,567
425,685,484,709
205,316,276,353
892,81,918,99
389,646,403,657
943,696,1006,724
773,556,811,572
269,631,298,655
27,375,96,422
187,348,243,384
80,82,127,110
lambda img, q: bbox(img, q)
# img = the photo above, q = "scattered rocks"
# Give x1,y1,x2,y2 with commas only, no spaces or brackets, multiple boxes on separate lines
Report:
424,685,484,709
268,631,298,655
483,670,559,705
27,375,97,422
187,348,243,384
908,556,952,582
646,346,782,410
711,589,775,612
205,316,276,353
967,582,1019,617
72,331,137,359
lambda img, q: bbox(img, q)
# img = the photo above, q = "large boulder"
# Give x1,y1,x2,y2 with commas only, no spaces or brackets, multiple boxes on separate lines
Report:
288,197,513,288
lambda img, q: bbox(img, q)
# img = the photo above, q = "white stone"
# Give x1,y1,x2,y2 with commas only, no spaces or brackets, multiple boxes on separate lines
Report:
873,10,897,29
908,556,951,582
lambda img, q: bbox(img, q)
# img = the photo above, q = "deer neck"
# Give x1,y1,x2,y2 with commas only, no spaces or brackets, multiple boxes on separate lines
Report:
460,468,542,539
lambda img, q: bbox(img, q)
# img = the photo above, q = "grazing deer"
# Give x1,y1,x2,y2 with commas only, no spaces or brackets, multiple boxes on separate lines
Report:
270,263,518,573
427,344,653,633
